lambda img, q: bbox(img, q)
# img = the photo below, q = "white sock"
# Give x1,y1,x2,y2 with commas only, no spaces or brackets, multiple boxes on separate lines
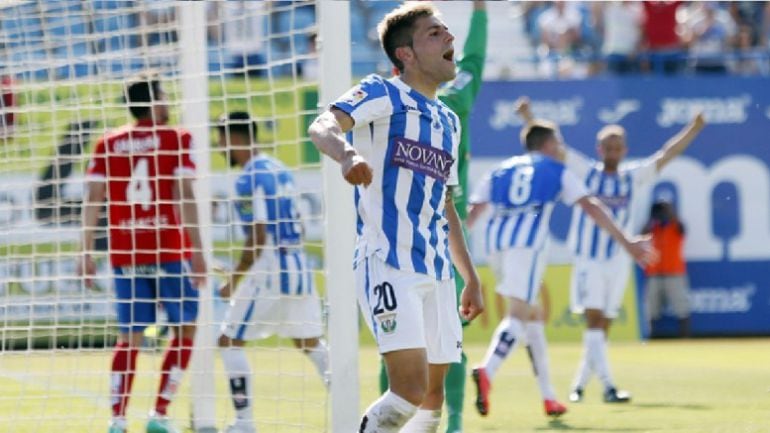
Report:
304,339,330,388
110,417,127,429
359,391,417,433
400,409,441,433
585,329,614,389
482,316,524,380
220,347,253,425
525,321,556,400
572,349,593,391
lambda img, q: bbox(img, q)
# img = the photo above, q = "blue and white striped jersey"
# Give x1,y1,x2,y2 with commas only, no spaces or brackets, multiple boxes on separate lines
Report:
470,153,587,254
565,148,657,261
234,155,313,295
333,75,461,280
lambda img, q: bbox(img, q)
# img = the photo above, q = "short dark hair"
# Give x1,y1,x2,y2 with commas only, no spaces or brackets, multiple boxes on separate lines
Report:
521,120,558,151
125,72,162,119
377,3,436,73
217,111,258,142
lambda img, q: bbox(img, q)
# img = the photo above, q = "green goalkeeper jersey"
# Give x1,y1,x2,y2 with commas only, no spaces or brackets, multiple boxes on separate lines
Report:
440,9,487,221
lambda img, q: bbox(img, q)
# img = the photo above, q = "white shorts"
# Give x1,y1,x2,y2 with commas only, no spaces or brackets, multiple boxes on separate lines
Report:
356,256,462,364
221,255,323,341
489,248,548,303
570,254,631,318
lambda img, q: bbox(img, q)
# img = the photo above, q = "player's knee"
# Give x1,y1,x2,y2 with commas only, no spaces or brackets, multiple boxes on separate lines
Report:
584,309,605,328
293,337,319,351
392,381,427,406
218,334,231,348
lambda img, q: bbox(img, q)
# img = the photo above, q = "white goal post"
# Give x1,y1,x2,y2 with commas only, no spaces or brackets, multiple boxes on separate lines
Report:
316,2,359,432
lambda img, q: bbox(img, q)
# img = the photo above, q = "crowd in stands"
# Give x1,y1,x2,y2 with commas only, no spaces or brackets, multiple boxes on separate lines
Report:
524,1,770,77
2,1,769,81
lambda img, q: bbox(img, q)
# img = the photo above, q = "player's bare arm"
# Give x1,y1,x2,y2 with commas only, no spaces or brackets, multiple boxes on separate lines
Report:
515,96,568,161
515,96,535,124
177,176,207,287
78,180,106,288
220,222,266,298
308,107,373,186
466,201,489,230
652,111,706,171
446,190,484,321
576,195,658,267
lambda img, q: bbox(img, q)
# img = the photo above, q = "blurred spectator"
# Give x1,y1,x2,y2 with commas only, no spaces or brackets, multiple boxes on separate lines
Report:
594,1,643,74
0,74,14,140
730,24,764,75
536,1,583,77
643,200,690,339
763,3,770,48
141,3,177,46
642,1,685,74
523,2,550,47
299,32,319,80
682,2,736,74
221,1,267,77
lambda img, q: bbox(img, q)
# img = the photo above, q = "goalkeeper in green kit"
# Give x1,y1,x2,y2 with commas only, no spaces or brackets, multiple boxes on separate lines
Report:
378,2,487,431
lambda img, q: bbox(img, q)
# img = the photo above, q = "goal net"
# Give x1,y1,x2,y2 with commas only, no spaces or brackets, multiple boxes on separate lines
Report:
0,1,354,432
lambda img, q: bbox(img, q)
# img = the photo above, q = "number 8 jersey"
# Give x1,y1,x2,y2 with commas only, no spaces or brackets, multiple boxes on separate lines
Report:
86,119,196,267
470,152,587,254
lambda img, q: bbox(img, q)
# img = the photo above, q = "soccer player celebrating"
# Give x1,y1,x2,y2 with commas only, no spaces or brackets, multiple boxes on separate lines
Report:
468,119,656,418
516,98,705,403
215,112,329,433
376,1,487,431
308,3,484,432
78,72,207,433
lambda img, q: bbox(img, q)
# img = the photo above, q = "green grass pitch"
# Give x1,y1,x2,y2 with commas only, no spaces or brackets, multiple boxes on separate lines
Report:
1,339,769,433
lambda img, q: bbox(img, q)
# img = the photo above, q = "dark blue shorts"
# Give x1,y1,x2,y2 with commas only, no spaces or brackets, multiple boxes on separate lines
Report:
113,261,198,334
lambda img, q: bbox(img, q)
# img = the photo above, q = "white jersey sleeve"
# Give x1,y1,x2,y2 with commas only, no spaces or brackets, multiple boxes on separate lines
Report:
331,74,392,129
469,172,492,204
560,168,589,205
627,156,658,187
564,147,595,180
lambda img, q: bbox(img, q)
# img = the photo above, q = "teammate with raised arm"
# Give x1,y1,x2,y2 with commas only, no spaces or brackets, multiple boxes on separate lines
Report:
79,73,207,433
215,112,328,433
308,3,484,432
468,119,656,418
375,2,487,431
517,98,704,403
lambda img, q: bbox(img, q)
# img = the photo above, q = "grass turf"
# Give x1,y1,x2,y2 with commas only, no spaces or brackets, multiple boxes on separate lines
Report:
1,339,769,433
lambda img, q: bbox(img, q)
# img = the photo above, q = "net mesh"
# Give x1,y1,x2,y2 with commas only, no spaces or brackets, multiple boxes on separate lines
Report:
0,1,326,432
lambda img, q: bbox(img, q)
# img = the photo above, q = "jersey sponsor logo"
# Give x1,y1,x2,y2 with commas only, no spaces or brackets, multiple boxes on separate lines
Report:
118,214,169,229
112,135,160,153
119,264,162,276
596,194,629,209
391,137,454,182
656,95,751,127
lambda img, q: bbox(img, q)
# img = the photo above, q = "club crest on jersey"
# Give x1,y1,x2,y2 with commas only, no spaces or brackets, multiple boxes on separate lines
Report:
391,137,454,182
377,312,398,334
